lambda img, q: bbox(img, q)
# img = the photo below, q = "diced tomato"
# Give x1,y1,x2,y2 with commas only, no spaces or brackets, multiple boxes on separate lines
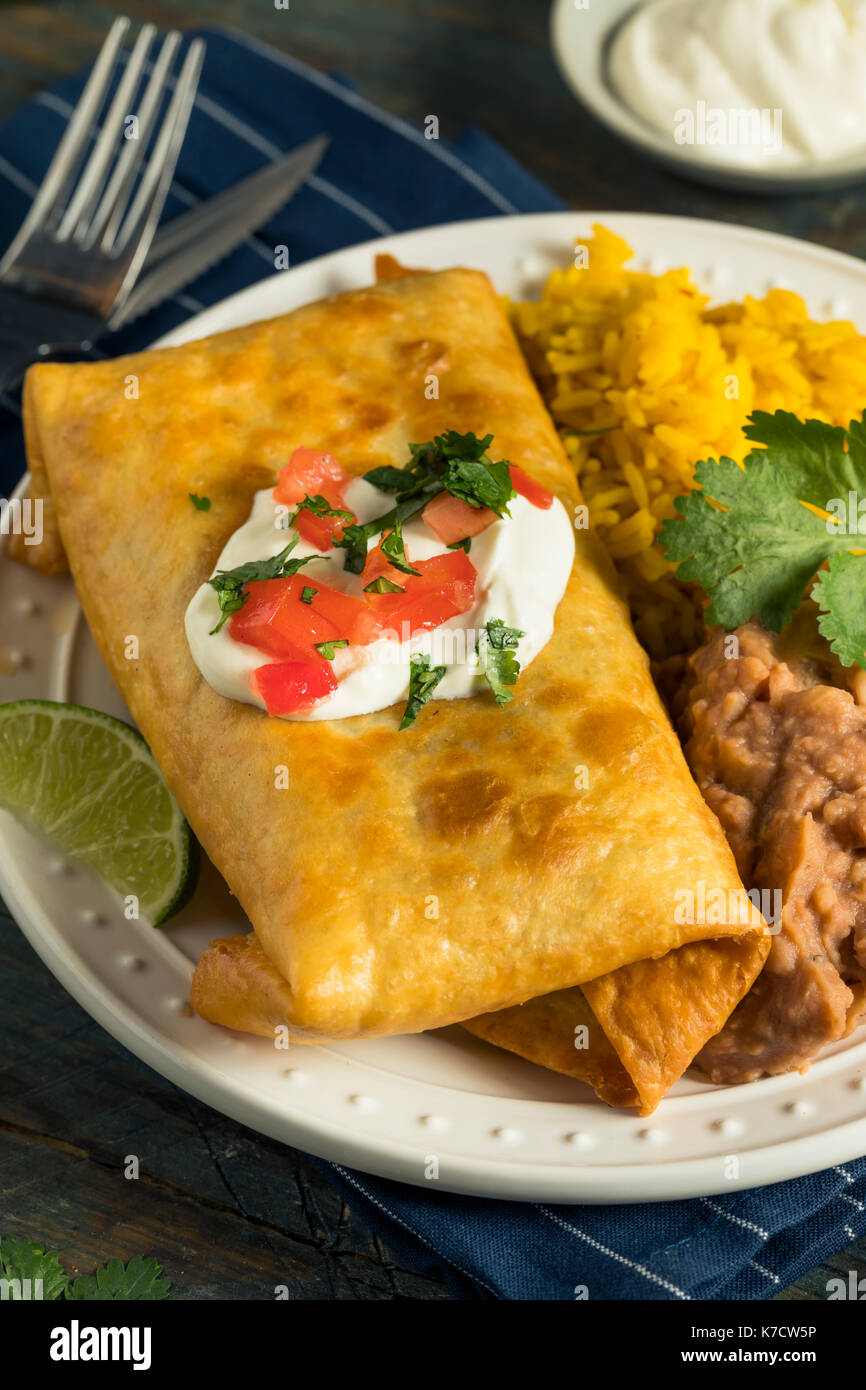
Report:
229,574,377,660
421,490,496,545
273,448,352,503
365,549,477,638
308,580,379,644
294,506,353,552
273,447,356,551
509,464,554,509
253,659,337,715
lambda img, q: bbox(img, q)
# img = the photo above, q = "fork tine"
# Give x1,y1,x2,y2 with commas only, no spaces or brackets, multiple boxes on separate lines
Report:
56,23,157,242
110,38,204,299
86,29,180,250
5,17,129,260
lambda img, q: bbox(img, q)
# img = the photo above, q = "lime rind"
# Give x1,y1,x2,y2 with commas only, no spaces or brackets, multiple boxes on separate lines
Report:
0,699,196,926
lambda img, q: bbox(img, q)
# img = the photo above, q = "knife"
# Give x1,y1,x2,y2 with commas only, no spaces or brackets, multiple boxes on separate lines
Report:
110,133,329,330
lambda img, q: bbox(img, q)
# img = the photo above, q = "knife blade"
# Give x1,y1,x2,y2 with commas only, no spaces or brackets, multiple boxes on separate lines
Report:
110,133,329,330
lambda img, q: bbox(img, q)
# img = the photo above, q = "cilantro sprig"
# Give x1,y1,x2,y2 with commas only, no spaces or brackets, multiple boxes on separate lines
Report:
476,619,525,705
208,536,320,634
399,654,447,730
189,493,211,511
0,1233,169,1301
658,410,866,668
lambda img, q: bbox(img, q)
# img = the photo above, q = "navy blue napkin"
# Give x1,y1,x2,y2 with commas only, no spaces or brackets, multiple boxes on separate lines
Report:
1,25,864,1302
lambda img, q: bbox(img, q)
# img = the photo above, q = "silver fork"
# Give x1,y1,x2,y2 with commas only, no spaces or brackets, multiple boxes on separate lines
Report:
0,17,204,387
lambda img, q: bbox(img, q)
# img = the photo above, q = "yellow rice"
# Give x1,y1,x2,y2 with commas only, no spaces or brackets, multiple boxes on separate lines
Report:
510,224,866,659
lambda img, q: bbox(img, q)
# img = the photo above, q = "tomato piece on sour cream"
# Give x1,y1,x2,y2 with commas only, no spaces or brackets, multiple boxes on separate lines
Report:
253,659,338,715
273,447,356,551
420,491,497,545
420,464,553,545
363,545,477,639
229,575,377,660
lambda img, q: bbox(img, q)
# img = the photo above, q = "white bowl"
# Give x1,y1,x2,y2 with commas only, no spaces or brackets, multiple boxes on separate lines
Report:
550,0,866,193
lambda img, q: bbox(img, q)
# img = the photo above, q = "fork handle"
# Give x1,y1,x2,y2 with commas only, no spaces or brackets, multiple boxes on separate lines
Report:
0,282,104,396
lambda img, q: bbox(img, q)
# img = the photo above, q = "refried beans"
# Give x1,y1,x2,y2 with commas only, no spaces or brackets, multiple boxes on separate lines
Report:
676,611,866,1083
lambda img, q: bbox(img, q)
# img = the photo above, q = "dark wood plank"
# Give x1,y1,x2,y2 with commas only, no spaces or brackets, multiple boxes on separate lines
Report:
1,0,865,1301
0,907,450,1299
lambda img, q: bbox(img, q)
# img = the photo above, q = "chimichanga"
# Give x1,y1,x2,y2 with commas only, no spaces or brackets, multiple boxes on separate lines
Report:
13,266,766,1051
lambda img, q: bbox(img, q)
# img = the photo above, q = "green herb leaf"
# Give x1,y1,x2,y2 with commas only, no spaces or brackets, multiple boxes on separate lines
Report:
399,654,447,730
475,619,524,706
447,537,472,553
313,638,349,660
208,538,320,634
442,456,515,515
362,465,419,493
813,552,866,667
189,493,211,511
435,430,495,462
67,1256,170,1302
364,576,405,594
380,517,421,576
658,410,866,666
363,431,512,509
300,586,318,605
292,493,353,523
0,1234,69,1300
0,1236,169,1301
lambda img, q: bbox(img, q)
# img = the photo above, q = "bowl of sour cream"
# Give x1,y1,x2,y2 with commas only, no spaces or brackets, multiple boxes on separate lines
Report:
551,0,866,191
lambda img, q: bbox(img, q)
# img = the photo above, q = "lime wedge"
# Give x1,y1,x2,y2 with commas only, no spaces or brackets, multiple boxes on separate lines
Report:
0,700,196,925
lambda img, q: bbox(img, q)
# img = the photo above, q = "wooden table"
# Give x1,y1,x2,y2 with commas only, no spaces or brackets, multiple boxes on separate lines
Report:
1,0,865,1302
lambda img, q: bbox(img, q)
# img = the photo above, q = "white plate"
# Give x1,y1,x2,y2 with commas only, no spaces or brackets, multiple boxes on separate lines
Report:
3,211,866,1204
550,0,866,193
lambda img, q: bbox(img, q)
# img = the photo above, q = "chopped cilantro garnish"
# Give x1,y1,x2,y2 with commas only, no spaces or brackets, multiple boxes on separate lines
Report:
442,456,514,514
364,575,405,594
314,638,349,660
208,537,320,634
658,410,866,668
476,619,525,706
380,517,421,576
292,493,353,524
399,654,447,730
189,493,211,510
335,493,431,573
447,537,472,553
362,464,417,493
340,430,516,576
300,586,318,605
362,430,516,516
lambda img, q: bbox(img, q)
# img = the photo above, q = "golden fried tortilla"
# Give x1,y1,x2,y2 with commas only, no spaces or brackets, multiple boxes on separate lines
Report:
464,934,769,1114
14,267,765,1048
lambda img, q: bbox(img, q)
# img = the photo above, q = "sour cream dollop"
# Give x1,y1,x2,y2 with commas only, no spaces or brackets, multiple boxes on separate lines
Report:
185,475,575,722
608,0,866,170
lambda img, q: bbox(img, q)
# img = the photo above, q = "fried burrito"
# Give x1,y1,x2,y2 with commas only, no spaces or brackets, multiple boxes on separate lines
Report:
13,267,767,1070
